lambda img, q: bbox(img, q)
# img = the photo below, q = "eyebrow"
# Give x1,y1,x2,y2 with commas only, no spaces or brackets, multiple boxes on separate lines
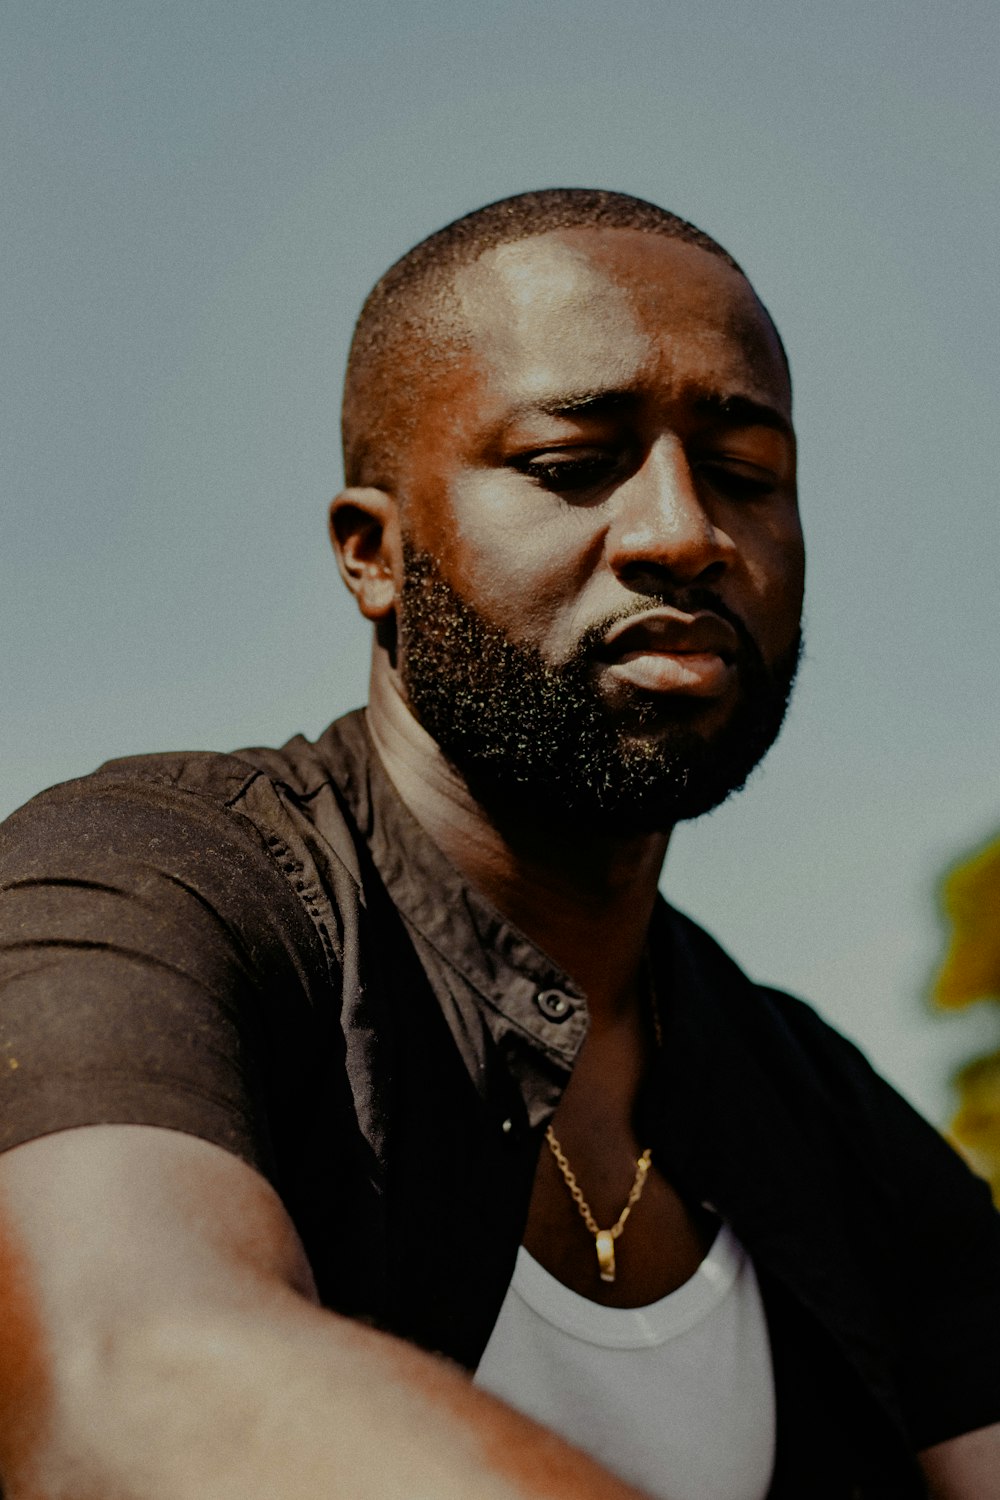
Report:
692,393,793,438
503,387,793,437
506,390,638,421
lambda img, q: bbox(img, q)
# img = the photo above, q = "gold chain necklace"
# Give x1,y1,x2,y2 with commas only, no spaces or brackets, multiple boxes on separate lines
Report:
544,959,662,1285
545,1127,653,1283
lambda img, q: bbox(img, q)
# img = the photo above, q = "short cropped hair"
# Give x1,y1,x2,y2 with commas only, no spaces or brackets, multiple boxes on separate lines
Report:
341,188,759,489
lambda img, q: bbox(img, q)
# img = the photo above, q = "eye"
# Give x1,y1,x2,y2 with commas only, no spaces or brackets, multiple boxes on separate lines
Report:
698,461,779,501
513,451,623,493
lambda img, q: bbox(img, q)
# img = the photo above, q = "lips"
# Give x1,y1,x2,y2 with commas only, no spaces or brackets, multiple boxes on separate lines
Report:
598,609,740,698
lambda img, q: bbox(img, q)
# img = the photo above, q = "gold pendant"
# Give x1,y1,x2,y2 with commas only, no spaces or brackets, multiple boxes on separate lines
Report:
595,1229,616,1282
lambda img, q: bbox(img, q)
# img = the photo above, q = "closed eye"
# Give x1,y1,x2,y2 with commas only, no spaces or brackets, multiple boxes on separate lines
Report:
512,452,625,494
698,462,779,500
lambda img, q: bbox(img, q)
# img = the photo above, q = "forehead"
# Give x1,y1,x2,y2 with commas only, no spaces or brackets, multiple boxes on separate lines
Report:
446,228,790,419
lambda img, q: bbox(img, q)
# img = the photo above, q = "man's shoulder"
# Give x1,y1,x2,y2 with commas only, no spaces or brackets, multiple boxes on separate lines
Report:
73,745,267,807
664,903,999,1243
662,900,925,1118
662,900,835,1039
4,710,369,832
0,716,376,947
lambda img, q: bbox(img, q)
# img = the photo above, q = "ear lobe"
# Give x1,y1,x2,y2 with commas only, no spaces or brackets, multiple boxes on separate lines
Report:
329,487,400,622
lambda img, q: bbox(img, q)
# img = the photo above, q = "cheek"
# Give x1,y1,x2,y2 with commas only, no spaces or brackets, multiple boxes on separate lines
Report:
456,542,567,645
427,478,586,639
740,516,805,655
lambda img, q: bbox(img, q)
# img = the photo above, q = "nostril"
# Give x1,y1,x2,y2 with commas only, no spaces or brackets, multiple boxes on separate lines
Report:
616,560,674,593
616,558,726,593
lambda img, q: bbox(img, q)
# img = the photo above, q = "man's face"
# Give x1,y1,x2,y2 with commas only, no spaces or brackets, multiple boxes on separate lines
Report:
392,229,805,830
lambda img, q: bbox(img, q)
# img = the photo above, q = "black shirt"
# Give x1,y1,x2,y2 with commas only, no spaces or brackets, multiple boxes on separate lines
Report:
2,710,999,1497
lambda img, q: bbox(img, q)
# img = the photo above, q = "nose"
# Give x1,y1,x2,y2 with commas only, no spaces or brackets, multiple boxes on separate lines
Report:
605,436,735,590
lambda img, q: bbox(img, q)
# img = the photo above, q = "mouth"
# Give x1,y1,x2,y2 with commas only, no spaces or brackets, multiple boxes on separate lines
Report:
597,608,740,699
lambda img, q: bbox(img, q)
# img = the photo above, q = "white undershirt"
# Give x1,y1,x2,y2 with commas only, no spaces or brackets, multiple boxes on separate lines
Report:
474,1224,775,1500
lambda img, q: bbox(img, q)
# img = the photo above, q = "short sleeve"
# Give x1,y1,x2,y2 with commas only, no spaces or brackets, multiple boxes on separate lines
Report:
0,763,330,1177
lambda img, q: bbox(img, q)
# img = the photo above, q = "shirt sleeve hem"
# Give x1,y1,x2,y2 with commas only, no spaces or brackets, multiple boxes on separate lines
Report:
0,1076,268,1177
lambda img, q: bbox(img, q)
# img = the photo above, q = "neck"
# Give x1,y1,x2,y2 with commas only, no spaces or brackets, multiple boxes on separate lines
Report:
365,665,671,1024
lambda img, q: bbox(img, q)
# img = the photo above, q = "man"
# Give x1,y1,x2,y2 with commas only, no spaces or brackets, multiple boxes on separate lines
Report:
0,188,997,1499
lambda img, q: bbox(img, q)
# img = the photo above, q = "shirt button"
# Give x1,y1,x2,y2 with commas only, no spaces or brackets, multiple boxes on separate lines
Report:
535,989,573,1022
501,1118,513,1134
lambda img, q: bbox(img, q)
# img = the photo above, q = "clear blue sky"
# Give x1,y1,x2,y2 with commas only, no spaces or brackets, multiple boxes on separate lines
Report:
3,0,998,1121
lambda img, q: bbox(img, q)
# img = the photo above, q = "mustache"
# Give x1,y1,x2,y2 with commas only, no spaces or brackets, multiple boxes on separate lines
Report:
571,588,766,671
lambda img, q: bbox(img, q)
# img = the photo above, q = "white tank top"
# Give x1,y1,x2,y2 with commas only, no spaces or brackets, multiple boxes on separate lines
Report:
474,1224,775,1500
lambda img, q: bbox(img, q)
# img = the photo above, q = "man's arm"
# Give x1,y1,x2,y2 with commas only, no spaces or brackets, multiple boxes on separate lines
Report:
919,1425,1000,1500
0,1124,654,1500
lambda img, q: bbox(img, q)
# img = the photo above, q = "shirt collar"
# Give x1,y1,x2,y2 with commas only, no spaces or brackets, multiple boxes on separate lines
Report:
312,711,590,1100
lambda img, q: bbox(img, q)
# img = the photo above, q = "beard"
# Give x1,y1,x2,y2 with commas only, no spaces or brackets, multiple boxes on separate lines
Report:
397,539,802,834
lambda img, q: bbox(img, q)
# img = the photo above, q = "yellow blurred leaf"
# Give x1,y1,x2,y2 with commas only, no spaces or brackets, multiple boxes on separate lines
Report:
931,835,1000,1010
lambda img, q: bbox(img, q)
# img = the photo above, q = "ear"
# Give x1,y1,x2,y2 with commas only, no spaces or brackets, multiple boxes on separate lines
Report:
328,487,401,622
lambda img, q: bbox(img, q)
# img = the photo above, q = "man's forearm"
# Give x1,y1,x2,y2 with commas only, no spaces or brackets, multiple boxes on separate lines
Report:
919,1423,1000,1500
12,1290,654,1500
0,1128,655,1499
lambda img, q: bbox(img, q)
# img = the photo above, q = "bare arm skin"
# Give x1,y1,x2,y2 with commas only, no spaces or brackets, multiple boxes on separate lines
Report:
0,1125,654,1500
919,1423,1000,1500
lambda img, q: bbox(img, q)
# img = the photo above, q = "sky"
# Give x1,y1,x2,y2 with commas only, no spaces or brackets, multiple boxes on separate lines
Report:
3,0,998,1124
